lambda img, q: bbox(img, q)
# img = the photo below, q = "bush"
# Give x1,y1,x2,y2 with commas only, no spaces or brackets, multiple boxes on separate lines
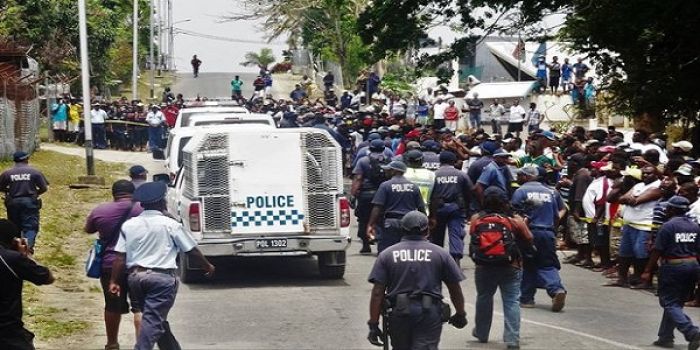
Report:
270,61,292,74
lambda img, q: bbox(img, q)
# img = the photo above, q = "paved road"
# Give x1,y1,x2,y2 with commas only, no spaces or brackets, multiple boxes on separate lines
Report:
48,73,700,349
172,72,296,101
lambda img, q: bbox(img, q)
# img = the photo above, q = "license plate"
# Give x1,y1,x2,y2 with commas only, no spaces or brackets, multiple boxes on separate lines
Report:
255,239,288,249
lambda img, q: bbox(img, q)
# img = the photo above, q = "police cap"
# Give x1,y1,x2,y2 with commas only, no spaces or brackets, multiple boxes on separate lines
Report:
368,133,381,141
13,151,29,162
667,196,690,210
439,151,457,164
404,149,424,163
129,165,148,177
400,211,429,235
518,166,539,178
422,140,441,152
133,182,167,205
382,160,407,173
369,139,385,152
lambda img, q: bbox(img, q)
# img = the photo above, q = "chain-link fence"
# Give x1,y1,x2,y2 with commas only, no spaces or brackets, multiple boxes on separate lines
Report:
0,78,41,159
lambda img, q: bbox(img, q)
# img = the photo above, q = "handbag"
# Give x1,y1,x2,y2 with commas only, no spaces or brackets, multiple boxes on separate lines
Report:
85,203,135,278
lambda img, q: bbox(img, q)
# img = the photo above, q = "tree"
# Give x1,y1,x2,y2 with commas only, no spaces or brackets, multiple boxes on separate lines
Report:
240,48,276,70
359,0,700,129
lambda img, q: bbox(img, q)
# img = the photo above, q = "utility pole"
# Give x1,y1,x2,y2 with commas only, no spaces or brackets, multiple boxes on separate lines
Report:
156,0,163,75
149,0,155,99
78,0,95,176
168,0,173,70
132,0,138,101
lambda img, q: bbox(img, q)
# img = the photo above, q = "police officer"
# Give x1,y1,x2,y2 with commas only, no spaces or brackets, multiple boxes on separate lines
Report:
109,182,215,350
511,166,567,312
368,161,426,253
0,152,49,251
129,165,149,189
352,139,391,254
403,150,436,212
421,140,442,171
641,196,700,349
430,151,474,264
367,211,467,349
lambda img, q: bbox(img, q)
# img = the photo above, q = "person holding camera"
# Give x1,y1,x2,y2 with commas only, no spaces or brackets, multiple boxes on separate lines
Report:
367,211,466,349
0,219,55,350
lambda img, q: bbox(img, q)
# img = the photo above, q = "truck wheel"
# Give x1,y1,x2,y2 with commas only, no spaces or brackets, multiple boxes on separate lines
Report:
177,252,206,284
318,251,346,279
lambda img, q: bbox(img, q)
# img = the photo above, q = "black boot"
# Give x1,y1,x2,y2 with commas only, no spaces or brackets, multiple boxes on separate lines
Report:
359,241,371,254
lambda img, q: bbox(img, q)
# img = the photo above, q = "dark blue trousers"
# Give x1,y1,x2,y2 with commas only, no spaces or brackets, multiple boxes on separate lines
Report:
521,229,565,304
657,263,700,342
430,203,466,259
5,197,40,248
389,301,443,350
128,270,181,350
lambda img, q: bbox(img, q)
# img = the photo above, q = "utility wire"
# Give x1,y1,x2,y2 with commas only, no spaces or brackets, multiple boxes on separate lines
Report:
174,29,285,45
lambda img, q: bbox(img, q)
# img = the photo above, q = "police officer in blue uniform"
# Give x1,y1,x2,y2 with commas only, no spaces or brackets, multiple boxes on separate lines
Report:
367,211,467,349
0,152,49,251
511,166,567,312
368,161,426,253
641,196,700,349
421,140,442,171
352,139,392,254
430,151,474,264
109,182,215,350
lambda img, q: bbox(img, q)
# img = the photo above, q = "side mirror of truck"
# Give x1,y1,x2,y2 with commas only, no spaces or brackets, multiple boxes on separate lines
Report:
152,149,165,160
152,173,171,184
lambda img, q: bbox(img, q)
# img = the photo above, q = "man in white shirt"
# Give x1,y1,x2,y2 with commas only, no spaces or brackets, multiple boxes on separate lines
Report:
432,97,449,129
507,99,526,139
145,105,166,152
487,99,506,135
629,130,668,164
90,104,108,149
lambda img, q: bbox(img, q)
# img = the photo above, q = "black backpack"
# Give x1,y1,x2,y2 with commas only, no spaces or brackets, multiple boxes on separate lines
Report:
367,155,389,189
469,214,519,266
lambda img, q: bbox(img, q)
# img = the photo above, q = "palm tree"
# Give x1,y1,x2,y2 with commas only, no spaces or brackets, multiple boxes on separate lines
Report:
240,48,276,71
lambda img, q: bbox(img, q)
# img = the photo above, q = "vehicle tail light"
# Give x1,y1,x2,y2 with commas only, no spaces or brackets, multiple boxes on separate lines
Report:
169,172,176,183
189,202,201,232
339,197,351,228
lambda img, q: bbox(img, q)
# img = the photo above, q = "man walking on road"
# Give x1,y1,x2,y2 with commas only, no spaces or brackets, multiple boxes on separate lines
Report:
367,211,467,349
0,152,49,252
352,139,390,254
190,55,202,78
109,182,215,350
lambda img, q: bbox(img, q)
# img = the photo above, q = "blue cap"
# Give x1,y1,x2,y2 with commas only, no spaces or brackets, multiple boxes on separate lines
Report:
518,166,539,178
368,133,381,141
404,150,423,163
492,149,512,157
439,151,457,164
401,211,429,234
667,196,690,210
480,140,499,155
538,130,557,141
13,151,29,162
129,165,148,177
369,139,385,152
382,160,407,173
133,182,167,204
421,140,441,152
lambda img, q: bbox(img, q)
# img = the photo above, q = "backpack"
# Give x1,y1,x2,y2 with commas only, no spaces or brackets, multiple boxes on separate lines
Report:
367,155,389,189
469,214,519,266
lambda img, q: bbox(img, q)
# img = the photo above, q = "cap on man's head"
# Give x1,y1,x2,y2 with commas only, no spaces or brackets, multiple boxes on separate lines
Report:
406,141,421,150
672,140,693,152
400,211,429,235
368,133,381,141
675,163,694,176
667,195,690,210
369,139,385,152
439,151,457,164
584,139,601,147
112,179,136,197
422,140,441,152
404,150,423,163
133,182,167,205
129,165,148,177
382,160,407,173
518,166,539,178
13,151,29,162
492,149,512,157
621,167,642,181
483,186,508,201
481,140,499,155
388,124,401,132
538,131,558,141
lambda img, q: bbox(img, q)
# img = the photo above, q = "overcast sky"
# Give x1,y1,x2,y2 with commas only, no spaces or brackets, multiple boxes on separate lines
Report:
172,0,287,73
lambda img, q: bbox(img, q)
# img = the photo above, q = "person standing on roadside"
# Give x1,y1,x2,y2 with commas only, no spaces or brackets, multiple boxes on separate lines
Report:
367,211,467,349
0,219,54,350
145,105,165,152
0,152,49,252
488,99,506,135
470,187,533,350
231,75,243,100
85,180,144,350
465,93,484,129
190,55,201,78
91,104,108,149
109,182,215,350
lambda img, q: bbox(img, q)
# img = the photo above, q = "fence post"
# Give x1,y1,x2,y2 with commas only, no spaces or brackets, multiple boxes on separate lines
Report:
45,73,54,142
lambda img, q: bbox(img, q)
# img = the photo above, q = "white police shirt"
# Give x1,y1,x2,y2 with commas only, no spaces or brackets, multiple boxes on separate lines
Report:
114,210,197,269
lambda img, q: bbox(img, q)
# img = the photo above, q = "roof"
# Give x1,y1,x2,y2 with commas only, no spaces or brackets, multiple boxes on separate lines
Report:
485,41,589,79
466,82,534,99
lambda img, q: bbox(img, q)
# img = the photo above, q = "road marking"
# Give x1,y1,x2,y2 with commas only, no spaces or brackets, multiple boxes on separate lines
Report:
467,303,643,350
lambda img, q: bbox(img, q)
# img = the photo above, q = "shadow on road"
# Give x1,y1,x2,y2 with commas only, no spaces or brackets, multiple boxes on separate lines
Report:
187,256,351,289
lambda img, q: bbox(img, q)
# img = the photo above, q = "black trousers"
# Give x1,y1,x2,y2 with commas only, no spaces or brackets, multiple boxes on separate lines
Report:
355,191,376,243
0,327,35,350
389,302,442,350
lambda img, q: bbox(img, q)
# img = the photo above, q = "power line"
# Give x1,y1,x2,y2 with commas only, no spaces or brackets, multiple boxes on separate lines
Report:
174,29,285,45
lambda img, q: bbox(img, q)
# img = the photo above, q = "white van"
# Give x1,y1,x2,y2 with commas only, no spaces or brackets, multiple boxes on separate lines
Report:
173,106,250,129
165,126,351,282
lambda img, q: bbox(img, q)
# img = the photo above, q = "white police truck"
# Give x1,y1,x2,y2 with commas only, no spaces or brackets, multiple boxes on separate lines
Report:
164,126,351,282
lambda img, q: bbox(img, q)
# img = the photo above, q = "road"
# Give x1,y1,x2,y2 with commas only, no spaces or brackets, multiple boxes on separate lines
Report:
171,72,297,100
49,72,700,349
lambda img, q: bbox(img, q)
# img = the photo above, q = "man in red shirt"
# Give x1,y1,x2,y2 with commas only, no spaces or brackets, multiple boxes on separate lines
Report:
444,100,460,131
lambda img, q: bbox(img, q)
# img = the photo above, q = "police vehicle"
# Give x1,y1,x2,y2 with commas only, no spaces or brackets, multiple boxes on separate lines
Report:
162,126,351,282
173,106,251,129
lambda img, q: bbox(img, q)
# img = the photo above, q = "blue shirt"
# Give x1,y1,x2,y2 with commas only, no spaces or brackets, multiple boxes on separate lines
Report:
372,176,426,216
477,161,510,193
511,181,563,228
561,63,573,79
655,216,700,258
114,210,197,269
422,152,440,171
352,146,394,168
353,153,389,190
432,165,474,213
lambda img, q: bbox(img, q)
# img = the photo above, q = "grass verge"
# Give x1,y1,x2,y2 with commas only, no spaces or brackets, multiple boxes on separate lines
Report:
1,150,127,345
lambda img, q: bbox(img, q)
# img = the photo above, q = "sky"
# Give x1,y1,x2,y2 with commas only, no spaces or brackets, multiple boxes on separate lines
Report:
172,0,287,73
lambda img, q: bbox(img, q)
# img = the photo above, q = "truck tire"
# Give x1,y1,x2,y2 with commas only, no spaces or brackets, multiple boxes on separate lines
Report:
318,251,346,279
177,252,206,284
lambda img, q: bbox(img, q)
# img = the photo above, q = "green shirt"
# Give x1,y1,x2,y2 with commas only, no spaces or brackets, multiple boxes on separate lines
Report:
516,154,557,168
231,79,243,91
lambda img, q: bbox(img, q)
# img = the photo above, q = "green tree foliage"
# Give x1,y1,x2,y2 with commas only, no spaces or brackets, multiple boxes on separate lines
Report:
0,0,149,87
359,0,700,126
240,48,276,70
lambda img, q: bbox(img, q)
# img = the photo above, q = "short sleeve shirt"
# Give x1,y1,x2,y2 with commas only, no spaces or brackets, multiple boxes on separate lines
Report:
511,181,562,228
432,165,474,210
0,164,49,198
477,162,509,193
655,216,700,258
368,237,464,299
466,99,484,116
372,176,426,215
114,210,197,269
